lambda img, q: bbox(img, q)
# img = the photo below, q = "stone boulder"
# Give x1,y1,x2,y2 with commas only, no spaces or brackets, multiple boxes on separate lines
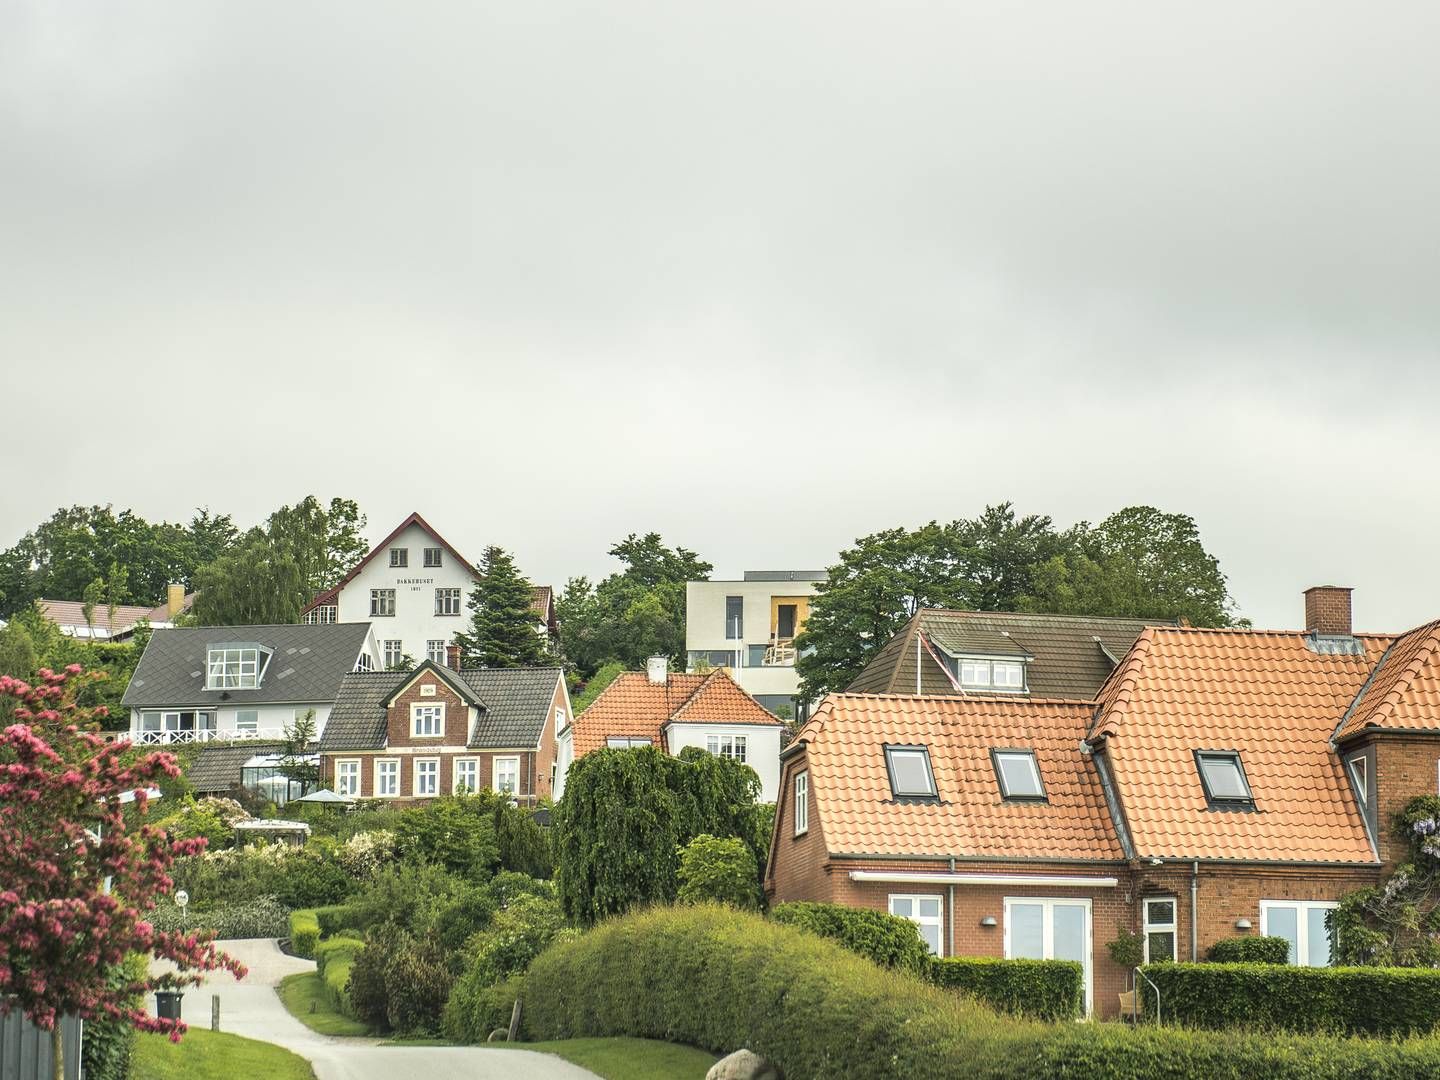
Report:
706,1049,782,1080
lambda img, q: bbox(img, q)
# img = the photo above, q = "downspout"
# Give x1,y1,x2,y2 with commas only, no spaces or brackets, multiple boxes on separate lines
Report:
916,629,923,695
1190,861,1199,961
948,856,956,958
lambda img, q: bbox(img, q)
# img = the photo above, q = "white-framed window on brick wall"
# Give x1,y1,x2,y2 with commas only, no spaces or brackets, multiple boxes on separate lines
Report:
494,755,520,795
794,770,809,835
1143,897,1177,963
336,759,361,797
415,758,440,797
890,894,944,956
454,757,479,794
375,758,399,797
412,703,444,737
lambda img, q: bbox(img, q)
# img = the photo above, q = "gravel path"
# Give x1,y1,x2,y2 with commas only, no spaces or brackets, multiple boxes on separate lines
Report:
149,939,599,1080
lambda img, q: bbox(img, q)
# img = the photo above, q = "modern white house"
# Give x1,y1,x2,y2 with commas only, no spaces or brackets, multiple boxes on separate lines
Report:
121,622,379,744
301,512,556,669
685,570,825,717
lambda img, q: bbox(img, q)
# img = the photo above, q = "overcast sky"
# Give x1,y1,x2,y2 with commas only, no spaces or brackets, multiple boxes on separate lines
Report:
2,2,1438,632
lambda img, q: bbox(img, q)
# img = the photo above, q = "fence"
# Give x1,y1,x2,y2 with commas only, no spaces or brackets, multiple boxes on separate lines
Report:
0,1010,82,1080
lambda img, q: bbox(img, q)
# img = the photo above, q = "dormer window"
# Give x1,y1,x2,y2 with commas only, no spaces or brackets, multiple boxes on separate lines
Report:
206,644,269,690
1196,751,1254,809
992,749,1046,801
884,745,938,800
955,657,1026,692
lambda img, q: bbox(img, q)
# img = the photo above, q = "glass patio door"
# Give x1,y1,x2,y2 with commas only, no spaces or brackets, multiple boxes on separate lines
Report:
1005,897,1092,1014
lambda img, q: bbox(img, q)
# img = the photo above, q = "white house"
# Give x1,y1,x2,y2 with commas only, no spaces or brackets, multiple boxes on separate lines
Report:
121,622,379,744
301,512,556,669
685,570,825,717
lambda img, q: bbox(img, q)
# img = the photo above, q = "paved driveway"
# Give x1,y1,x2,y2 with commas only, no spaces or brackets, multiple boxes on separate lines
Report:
149,939,599,1080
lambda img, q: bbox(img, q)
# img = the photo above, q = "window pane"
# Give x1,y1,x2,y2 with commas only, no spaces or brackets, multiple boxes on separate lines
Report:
1147,900,1175,927
1267,906,1299,964
891,897,913,918
725,596,744,639
1147,931,1176,963
888,749,935,796
1306,907,1332,968
1009,904,1044,959
996,752,1043,798
917,898,941,919
960,660,989,686
1200,755,1250,799
993,662,1024,688
919,922,941,955
1052,904,1086,966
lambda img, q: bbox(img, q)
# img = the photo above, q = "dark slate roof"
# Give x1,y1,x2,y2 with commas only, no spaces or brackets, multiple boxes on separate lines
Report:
121,623,374,708
319,663,562,751
846,609,1168,701
187,741,284,793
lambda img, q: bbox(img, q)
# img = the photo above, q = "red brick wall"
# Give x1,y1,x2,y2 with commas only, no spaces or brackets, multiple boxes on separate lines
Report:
1304,586,1353,636
1365,734,1440,868
319,749,539,801
533,677,565,800
766,748,835,904
386,674,471,748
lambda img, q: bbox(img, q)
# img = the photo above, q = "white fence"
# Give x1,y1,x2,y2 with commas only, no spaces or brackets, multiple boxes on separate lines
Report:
130,727,289,746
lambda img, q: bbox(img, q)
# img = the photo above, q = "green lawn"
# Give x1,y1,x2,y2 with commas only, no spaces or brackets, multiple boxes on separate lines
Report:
499,1037,717,1080
132,1027,314,1080
277,971,370,1036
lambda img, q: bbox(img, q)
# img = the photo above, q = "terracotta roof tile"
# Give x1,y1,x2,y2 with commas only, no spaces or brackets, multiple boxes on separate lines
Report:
797,693,1124,861
570,669,780,756
1336,620,1440,739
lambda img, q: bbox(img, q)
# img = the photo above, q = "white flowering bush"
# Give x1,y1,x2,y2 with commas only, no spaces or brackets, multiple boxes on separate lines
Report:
337,829,399,881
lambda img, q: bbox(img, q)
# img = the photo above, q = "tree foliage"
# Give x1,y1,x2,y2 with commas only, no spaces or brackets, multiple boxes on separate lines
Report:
452,546,547,668
676,834,762,910
0,506,238,619
0,667,245,1077
552,745,764,925
1332,796,1440,967
796,503,1237,699
0,606,144,726
556,534,711,678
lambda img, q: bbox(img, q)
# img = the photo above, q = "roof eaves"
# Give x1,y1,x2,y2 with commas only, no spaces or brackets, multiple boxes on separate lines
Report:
302,512,479,614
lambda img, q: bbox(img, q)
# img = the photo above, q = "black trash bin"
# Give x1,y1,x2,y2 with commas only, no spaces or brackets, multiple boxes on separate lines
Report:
155,991,184,1020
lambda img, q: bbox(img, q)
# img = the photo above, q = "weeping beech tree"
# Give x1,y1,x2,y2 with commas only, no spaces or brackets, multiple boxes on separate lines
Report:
0,666,244,1080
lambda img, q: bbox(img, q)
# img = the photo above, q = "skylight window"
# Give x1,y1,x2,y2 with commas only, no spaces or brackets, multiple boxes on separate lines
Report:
1195,751,1254,807
992,749,1046,801
884,745,938,799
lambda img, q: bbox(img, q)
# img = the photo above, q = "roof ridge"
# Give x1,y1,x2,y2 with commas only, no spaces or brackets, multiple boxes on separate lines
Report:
668,667,728,722
826,690,1097,706
887,614,923,695
915,606,1176,626
1087,626,1156,740
1339,619,1440,737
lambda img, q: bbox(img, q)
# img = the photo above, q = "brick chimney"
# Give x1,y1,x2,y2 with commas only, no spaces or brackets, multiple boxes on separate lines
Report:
1304,586,1353,637
446,644,463,672
166,583,185,619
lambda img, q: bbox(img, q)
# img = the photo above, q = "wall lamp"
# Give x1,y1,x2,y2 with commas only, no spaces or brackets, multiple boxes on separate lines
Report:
1234,918,1252,931
980,916,998,928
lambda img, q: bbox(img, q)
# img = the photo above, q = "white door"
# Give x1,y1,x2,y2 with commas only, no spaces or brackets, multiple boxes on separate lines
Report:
1004,897,1093,1015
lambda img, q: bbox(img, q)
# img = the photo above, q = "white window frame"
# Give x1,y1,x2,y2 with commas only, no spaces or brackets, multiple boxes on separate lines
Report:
235,709,259,733
304,605,337,625
383,640,404,668
555,706,566,730
411,703,445,738
435,588,462,616
371,589,396,617
794,770,809,835
423,547,443,567
884,745,938,799
1259,900,1338,967
453,757,479,794
1004,896,1093,1015
889,894,944,957
1347,754,1368,809
493,755,521,795
206,646,260,690
375,757,400,798
993,749,1046,801
706,733,748,763
389,547,408,567
335,759,361,797
606,737,651,748
1143,896,1178,963
414,757,440,797
427,639,447,665
991,660,1026,690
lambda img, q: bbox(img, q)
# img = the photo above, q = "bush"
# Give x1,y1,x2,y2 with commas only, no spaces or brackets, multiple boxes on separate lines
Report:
317,903,362,938
424,884,499,962
82,954,147,1080
347,862,465,935
1206,936,1290,964
270,854,356,909
348,925,402,1030
318,937,365,1017
442,975,525,1043
317,936,365,977
290,908,320,958
382,936,455,1035
157,796,248,849
394,795,500,878
1138,962,1440,1036
461,893,570,987
928,957,1082,1021
676,834,761,910
770,901,931,974
150,896,290,939
517,904,1440,1080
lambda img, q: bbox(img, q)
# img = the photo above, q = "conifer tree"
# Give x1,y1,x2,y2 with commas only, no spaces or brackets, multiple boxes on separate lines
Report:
452,546,547,668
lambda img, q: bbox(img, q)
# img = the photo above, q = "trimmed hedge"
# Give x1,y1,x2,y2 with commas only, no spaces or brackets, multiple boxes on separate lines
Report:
290,909,319,959
517,905,1440,1080
1206,936,1289,964
317,903,361,938
929,956,1081,1021
770,901,931,974
1138,962,1440,1036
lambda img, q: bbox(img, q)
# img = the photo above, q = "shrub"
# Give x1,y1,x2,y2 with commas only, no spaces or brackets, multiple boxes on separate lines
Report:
156,796,248,848
1138,962,1440,1035
81,954,147,1080
290,908,320,958
496,797,552,878
348,925,403,1030
424,884,499,961
317,903,362,938
317,936,365,977
486,870,556,908
461,893,570,987
317,936,365,1017
1206,936,1290,964
394,795,500,878
442,975,526,1043
333,829,398,880
676,834,761,910
347,862,464,935
517,905,1440,1080
770,901,931,974
383,936,455,1035
270,853,356,909
149,896,290,939
928,957,1082,1021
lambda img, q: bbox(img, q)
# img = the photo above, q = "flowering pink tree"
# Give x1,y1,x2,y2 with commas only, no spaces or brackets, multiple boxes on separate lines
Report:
0,666,245,1080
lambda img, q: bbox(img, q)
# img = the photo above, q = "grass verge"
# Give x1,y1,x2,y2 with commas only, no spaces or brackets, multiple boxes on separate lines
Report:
131,1027,314,1080
497,1037,717,1079
277,972,369,1037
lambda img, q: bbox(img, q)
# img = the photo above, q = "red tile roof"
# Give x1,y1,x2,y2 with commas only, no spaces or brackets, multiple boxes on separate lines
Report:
570,669,781,756
39,595,194,635
794,693,1123,861
1335,620,1440,740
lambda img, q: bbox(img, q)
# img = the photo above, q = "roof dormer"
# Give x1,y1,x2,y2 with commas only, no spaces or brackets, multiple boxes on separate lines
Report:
205,642,273,690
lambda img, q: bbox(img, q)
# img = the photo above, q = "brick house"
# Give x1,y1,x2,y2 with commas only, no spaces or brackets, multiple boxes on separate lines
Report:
318,648,569,804
555,659,786,801
767,587,1440,1017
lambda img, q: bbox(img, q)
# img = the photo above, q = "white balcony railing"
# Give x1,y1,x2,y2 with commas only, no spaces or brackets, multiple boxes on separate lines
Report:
130,727,290,746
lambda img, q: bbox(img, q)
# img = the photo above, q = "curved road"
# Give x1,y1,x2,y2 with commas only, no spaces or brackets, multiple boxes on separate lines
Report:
150,940,599,1080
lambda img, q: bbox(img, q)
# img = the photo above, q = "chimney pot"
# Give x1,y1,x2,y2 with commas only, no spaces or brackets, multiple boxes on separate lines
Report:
646,656,669,685
1304,586,1353,637
446,644,463,672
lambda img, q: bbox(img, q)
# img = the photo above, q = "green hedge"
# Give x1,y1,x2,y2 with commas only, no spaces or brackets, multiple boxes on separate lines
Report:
1139,963,1440,1036
317,936,364,977
516,905,1440,1080
317,903,361,938
1206,936,1289,964
770,901,931,974
290,909,319,959
929,956,1081,1021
